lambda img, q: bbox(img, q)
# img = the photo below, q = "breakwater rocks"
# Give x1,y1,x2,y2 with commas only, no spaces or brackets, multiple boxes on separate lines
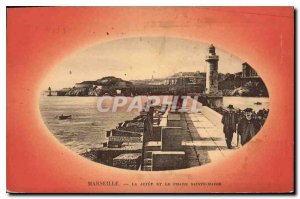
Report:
80,105,168,170
80,103,191,171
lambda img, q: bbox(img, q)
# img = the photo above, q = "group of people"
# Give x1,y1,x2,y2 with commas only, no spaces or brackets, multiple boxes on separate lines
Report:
221,105,269,149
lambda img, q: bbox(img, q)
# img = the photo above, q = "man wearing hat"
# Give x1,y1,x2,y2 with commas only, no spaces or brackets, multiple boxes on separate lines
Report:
221,104,238,149
237,108,262,146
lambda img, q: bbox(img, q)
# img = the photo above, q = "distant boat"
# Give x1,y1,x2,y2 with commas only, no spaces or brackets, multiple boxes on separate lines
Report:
254,102,262,105
58,115,72,120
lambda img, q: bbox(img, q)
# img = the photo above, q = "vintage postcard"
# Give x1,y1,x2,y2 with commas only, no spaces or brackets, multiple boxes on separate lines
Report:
6,7,294,193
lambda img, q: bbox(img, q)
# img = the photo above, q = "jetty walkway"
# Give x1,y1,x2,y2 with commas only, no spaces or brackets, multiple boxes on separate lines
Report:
141,103,241,171
181,110,240,167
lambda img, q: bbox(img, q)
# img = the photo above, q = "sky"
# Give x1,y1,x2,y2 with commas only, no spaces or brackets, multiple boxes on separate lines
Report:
42,36,246,90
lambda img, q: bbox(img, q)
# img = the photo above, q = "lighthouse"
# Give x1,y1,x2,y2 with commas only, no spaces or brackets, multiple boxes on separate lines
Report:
203,44,223,108
205,44,219,95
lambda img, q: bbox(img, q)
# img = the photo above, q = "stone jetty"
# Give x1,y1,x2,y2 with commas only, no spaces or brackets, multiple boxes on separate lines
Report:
81,102,239,171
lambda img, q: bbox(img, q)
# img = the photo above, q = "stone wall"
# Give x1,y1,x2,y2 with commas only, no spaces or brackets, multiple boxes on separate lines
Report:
113,153,142,170
201,106,223,130
152,151,185,171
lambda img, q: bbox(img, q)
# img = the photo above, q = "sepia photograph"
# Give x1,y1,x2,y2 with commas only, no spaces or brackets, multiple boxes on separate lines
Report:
39,38,270,171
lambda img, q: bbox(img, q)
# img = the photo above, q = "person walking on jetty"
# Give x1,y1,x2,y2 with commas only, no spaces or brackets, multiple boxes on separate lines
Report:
221,105,238,149
144,106,154,142
237,108,262,146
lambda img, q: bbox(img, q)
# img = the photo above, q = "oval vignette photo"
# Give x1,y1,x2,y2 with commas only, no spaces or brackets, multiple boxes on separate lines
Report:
39,37,270,171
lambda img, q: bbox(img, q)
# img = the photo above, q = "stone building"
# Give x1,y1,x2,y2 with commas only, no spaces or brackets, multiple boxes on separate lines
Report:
242,62,258,78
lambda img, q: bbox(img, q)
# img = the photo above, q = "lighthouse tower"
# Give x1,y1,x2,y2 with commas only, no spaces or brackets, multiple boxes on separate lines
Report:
205,44,219,95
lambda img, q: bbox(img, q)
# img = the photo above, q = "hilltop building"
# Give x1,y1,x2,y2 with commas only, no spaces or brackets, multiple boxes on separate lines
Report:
242,62,258,78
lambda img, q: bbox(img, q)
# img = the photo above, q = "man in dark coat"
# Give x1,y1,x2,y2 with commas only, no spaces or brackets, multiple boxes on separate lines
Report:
237,108,262,146
221,105,238,149
143,106,154,142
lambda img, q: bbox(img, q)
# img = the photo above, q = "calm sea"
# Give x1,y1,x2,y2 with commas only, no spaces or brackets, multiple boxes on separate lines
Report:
39,95,140,154
39,95,269,154
223,96,270,112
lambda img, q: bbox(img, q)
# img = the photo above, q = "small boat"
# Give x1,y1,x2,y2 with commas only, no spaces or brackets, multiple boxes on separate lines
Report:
254,102,262,105
58,115,72,120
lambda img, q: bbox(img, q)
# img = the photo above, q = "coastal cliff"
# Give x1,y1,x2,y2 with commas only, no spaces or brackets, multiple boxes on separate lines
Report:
56,74,269,97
